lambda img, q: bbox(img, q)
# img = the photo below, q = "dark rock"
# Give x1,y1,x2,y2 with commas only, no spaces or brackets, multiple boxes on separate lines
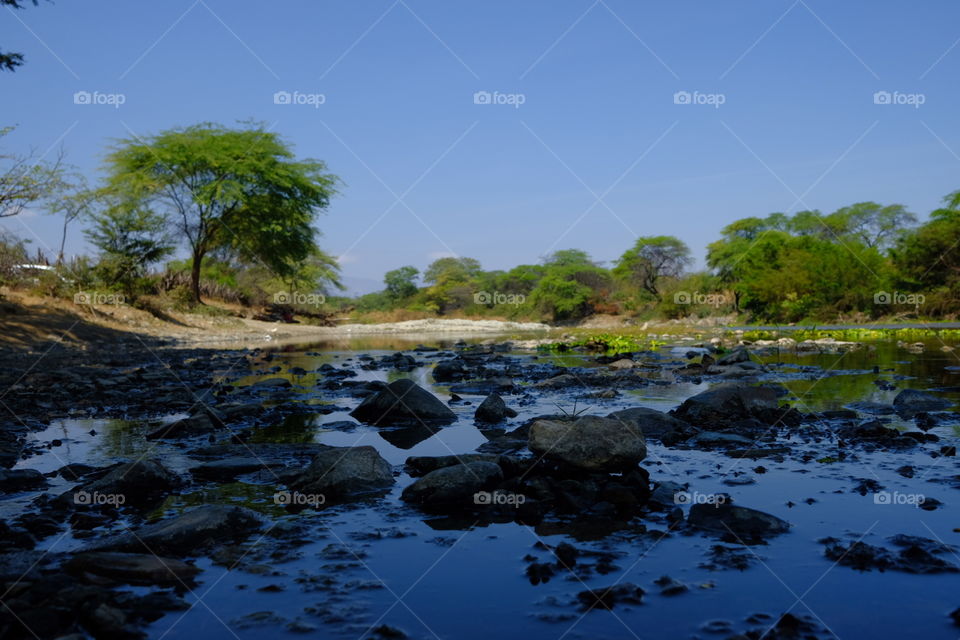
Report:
432,359,470,382
528,415,647,472
189,457,283,481
893,388,952,418
671,383,781,429
688,502,790,539
716,346,752,365
405,454,499,477
0,468,47,493
448,378,514,395
401,461,503,507
350,379,456,425
66,552,201,585
474,393,517,424
607,407,697,442
287,446,394,500
577,583,645,610
75,459,181,506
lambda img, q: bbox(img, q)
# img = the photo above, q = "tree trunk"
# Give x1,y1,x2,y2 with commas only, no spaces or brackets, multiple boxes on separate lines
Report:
190,249,204,304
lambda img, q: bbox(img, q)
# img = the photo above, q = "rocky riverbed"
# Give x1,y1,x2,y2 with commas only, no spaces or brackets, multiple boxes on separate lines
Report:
1,335,959,639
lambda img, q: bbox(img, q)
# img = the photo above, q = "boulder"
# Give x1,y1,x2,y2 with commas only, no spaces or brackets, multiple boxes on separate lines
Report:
671,383,780,428
688,502,790,539
0,468,47,493
474,393,518,424
66,552,201,585
76,459,181,505
146,408,224,440
189,457,283,481
528,415,647,472
86,505,262,555
716,346,752,366
607,407,697,442
350,379,456,425
405,454,500,476
287,446,394,499
401,461,503,507
893,389,952,418
432,359,470,382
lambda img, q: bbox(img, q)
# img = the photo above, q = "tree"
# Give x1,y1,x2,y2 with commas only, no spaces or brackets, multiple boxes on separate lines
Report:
893,193,960,289
1,127,67,218
422,256,481,285
827,202,917,249
542,248,597,268
85,200,174,295
613,236,691,296
45,174,96,264
1,1,46,72
384,266,419,300
100,122,340,302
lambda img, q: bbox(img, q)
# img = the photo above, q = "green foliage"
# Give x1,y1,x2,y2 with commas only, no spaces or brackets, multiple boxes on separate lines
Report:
384,266,419,300
613,236,691,297
99,122,340,302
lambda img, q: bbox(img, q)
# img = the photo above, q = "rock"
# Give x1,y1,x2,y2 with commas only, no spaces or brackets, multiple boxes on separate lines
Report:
0,468,47,493
401,461,503,507
474,393,518,424
66,551,201,585
146,409,222,439
75,459,181,505
671,383,781,428
287,446,394,500
608,358,636,369
86,505,262,555
528,416,647,472
577,583,645,610
716,346,752,365
892,388,952,418
448,378,514,395
688,503,790,539
189,457,282,481
654,575,688,596
432,359,469,382
690,431,755,447
533,374,580,389
405,454,500,476
350,379,456,425
607,407,697,442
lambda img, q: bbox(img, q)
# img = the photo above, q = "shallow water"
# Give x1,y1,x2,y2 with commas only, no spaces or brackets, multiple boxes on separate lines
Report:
8,338,960,639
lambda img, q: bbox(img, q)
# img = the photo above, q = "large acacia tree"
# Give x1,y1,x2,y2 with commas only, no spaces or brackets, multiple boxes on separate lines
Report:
101,123,340,302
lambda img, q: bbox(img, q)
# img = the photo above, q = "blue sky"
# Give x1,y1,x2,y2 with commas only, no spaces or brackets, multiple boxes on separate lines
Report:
3,0,959,293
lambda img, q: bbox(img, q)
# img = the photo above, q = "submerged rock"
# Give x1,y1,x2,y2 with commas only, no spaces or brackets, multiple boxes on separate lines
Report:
350,379,456,425
577,583,645,610
688,502,790,539
66,551,201,585
528,415,647,472
893,388,952,418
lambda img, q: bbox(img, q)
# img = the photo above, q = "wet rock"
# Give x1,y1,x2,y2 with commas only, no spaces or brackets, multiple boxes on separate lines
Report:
349,379,456,425
287,446,394,500
405,454,499,476
671,383,782,429
533,374,580,389
528,415,646,472
66,552,201,585
0,468,47,493
893,388,952,418
653,575,688,596
716,346,752,365
448,378,514,395
474,393,518,424
577,583,645,610
189,457,283,481
146,409,223,439
607,407,697,442
432,358,470,382
75,459,181,506
822,537,958,573
86,505,262,555
688,503,790,539
401,461,503,507
689,431,755,447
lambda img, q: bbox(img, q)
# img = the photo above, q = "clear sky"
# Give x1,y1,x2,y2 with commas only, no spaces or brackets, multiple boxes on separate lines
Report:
3,0,959,293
